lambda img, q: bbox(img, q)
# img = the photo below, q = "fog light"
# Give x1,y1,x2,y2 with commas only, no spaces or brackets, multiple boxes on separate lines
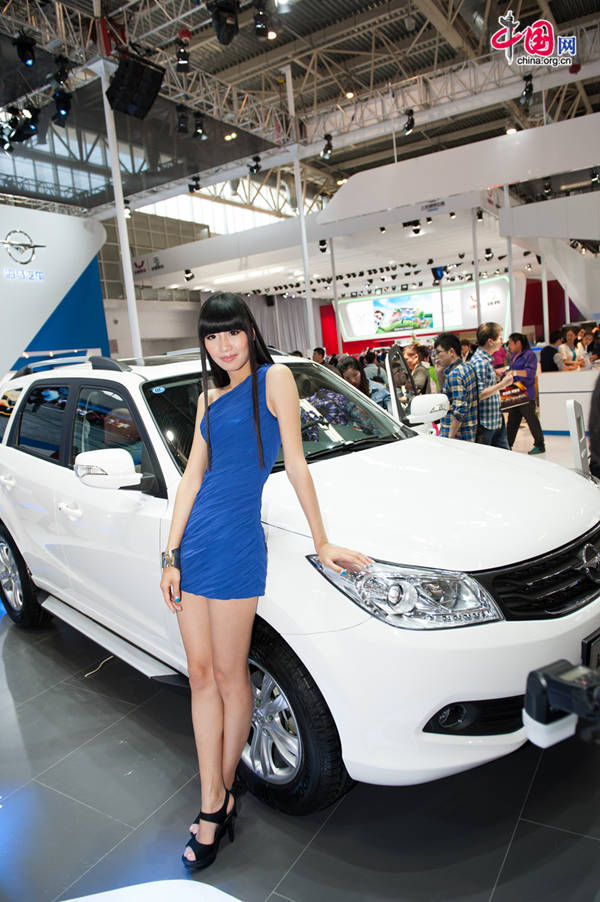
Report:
438,704,470,730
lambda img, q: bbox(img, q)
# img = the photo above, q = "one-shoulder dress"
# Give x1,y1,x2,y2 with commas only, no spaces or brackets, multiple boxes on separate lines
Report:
179,363,282,600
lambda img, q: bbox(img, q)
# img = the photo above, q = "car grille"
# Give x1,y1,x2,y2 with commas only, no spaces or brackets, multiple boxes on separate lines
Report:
472,522,600,620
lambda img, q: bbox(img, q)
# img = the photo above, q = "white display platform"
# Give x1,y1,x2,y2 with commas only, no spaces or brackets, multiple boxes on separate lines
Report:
538,369,599,434
66,881,242,902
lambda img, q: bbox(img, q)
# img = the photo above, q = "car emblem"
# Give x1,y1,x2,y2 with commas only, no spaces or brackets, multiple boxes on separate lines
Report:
1,230,46,264
580,543,600,584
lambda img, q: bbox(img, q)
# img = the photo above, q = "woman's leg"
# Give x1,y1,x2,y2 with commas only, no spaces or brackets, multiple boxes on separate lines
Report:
522,400,545,449
207,595,258,794
176,591,231,856
506,406,523,448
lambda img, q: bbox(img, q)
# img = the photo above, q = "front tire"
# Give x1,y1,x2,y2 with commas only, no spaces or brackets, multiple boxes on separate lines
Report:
238,618,354,815
0,525,52,628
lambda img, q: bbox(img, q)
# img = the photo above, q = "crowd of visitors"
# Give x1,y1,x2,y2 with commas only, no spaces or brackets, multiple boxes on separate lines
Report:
291,320,599,457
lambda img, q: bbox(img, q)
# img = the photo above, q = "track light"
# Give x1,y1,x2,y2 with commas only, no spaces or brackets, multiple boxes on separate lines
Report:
224,130,237,141
275,0,294,10
192,112,207,140
248,154,261,174
569,239,579,249
52,90,71,126
412,224,421,235
506,124,517,135
184,269,195,282
124,199,132,219
336,177,347,186
320,133,333,161
344,87,355,100
379,225,386,233
14,34,35,67
449,211,456,219
476,209,483,222
318,239,327,254
176,43,190,72
484,248,493,261
176,104,188,134
11,105,39,142
188,175,201,193
592,169,599,186
54,55,70,85
425,217,432,224
543,178,551,196
207,0,240,46
402,109,414,136
520,74,533,108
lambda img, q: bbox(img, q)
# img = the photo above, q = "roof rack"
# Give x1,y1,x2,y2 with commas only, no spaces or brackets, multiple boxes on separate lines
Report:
12,355,130,380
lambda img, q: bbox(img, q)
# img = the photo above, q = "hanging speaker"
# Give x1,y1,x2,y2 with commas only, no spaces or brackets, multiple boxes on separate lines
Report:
106,55,165,120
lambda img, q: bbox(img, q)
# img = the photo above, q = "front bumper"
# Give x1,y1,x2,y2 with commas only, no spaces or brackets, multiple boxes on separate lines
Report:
286,593,600,785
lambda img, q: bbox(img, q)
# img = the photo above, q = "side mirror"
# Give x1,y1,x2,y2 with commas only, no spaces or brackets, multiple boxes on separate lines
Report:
74,448,142,489
408,393,449,425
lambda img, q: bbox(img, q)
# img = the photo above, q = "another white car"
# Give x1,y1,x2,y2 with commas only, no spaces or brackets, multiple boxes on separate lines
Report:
0,353,599,814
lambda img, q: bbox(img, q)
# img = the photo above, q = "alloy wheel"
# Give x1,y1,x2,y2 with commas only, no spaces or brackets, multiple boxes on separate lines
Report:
0,540,23,611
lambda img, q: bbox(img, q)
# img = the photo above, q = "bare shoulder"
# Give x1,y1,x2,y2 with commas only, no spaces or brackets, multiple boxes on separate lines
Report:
266,363,298,414
196,386,219,420
266,362,295,387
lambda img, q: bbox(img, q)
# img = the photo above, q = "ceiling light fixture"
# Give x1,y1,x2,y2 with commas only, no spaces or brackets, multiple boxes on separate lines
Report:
379,225,386,233
54,55,70,85
402,109,415,136
248,154,261,174
192,112,208,140
176,104,188,134
484,248,493,261
476,209,483,222
506,124,517,135
207,0,240,46
224,130,238,141
188,175,201,193
14,34,35,67
320,133,333,161
318,239,327,254
520,73,533,108
52,89,71,126
124,199,132,219
449,211,456,219
184,269,195,282
176,42,190,73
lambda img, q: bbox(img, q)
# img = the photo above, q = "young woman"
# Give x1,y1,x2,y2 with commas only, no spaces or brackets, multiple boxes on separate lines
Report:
506,332,545,455
160,294,373,871
338,354,390,409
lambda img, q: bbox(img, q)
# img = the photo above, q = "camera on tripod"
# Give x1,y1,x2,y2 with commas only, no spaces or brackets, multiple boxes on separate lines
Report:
523,658,600,748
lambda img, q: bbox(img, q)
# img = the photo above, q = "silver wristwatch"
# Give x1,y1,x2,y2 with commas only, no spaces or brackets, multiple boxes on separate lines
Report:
161,548,181,569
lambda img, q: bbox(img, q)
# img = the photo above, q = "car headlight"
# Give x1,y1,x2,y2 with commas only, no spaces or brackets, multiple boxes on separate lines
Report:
307,556,503,629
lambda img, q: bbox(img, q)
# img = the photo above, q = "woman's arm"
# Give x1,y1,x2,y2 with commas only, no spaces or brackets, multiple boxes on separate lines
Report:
160,390,212,612
268,365,373,575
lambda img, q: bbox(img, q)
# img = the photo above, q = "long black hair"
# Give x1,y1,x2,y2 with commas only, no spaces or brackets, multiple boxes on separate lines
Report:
198,293,274,470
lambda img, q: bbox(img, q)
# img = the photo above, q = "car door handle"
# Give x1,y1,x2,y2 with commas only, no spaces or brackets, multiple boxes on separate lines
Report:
0,474,15,490
57,502,83,520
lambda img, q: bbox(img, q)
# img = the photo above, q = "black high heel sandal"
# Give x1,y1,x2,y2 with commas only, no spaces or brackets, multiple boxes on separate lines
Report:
190,786,239,834
182,790,236,871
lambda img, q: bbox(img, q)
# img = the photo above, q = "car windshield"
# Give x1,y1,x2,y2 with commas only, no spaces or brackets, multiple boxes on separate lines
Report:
142,361,412,474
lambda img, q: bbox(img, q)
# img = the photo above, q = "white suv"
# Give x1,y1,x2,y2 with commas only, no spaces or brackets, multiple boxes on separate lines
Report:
0,352,599,814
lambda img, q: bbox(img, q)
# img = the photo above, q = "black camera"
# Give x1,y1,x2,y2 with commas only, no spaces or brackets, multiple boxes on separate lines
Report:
523,658,600,747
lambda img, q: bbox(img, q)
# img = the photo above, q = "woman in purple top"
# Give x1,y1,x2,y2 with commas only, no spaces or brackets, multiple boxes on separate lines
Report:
506,332,545,455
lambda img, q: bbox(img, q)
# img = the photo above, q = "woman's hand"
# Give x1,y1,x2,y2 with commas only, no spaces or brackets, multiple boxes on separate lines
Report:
317,542,374,576
160,566,183,613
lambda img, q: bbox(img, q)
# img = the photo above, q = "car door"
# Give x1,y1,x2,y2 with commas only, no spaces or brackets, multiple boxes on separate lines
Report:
1,382,72,593
55,381,171,657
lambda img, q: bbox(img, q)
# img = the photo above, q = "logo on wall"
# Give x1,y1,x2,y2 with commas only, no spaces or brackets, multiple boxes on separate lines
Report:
151,256,164,271
1,230,46,265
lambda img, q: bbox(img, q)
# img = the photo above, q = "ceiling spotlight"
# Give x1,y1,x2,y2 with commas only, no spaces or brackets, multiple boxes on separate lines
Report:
449,211,456,219
192,112,208,140
379,225,386,233
344,86,355,100
320,133,333,161
318,239,327,254
569,239,579,249
224,130,238,141
254,3,275,39
12,105,39,142
520,73,533,108
176,42,190,72
14,34,35,67
506,124,517,135
275,0,294,10
248,154,261,174
54,55,70,85
425,216,432,224
188,175,201,193
543,178,551,196
458,252,465,259
184,269,195,282
207,0,240,46
412,224,421,235
591,169,599,186
2,138,14,154
525,263,532,271
476,209,483,222
484,248,493,261
336,177,347,186
176,104,188,134
402,109,415,136
124,199,132,219
52,89,71,126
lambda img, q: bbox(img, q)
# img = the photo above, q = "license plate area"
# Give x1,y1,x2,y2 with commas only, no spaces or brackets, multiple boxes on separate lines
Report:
582,627,600,669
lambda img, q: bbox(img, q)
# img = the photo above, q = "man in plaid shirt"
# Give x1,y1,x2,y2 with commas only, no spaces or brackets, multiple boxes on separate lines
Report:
470,322,515,449
433,333,478,441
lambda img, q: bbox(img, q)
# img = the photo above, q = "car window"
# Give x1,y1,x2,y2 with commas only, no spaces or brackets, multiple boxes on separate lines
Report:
143,364,410,475
386,347,418,422
0,388,22,441
17,385,69,461
72,387,157,484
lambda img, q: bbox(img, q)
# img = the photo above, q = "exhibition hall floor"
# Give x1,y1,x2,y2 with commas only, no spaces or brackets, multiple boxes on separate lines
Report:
1,435,598,902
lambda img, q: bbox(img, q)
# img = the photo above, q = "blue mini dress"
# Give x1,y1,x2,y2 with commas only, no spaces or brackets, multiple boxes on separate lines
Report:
180,363,282,600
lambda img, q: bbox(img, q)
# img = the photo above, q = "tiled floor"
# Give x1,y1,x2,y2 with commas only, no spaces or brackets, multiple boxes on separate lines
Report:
1,431,599,902
1,609,600,902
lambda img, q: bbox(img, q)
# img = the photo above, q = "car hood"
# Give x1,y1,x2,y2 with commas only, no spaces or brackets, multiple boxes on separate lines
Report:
262,435,600,572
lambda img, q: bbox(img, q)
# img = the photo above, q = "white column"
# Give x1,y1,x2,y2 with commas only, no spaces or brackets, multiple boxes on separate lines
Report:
99,61,143,360
274,294,282,349
541,257,550,344
564,284,570,325
284,65,316,350
503,185,515,334
439,283,445,331
472,208,482,325
327,238,343,354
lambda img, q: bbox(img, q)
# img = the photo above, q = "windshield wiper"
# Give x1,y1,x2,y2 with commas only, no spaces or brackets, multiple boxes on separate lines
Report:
304,435,399,462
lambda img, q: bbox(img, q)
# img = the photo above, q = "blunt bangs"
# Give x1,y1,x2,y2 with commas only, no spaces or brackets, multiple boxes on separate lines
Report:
197,293,249,340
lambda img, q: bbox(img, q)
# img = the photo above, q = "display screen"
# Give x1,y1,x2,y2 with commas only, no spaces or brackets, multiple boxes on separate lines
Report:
337,276,510,341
